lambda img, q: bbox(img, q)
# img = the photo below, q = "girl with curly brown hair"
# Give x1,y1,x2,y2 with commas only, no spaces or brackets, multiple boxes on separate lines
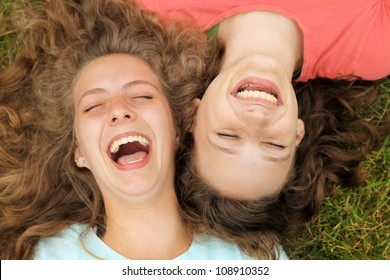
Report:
137,0,390,258
0,0,271,260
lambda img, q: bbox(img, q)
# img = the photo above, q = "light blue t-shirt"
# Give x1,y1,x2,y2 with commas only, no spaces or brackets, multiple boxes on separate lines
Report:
33,224,288,260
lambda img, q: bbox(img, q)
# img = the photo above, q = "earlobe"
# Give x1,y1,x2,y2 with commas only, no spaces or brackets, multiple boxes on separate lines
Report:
75,158,86,168
74,146,87,168
295,119,305,146
192,98,201,110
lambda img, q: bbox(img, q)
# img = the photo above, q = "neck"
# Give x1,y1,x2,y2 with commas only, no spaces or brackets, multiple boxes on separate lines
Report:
102,187,191,259
218,11,303,78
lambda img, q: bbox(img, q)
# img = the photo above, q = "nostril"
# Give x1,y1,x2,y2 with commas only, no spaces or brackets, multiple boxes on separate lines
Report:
110,114,132,124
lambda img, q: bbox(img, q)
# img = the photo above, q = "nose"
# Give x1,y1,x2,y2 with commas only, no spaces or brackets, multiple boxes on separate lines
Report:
238,109,271,139
108,96,136,125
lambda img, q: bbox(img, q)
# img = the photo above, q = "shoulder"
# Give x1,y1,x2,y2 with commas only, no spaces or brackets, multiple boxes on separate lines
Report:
178,234,289,260
177,235,254,260
277,247,289,260
296,0,390,80
33,224,95,259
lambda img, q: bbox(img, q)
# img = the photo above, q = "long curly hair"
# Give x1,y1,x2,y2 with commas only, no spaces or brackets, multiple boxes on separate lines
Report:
0,0,209,259
175,43,388,259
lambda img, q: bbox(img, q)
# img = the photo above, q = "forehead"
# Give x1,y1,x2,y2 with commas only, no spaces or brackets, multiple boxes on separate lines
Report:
77,54,158,81
74,54,162,96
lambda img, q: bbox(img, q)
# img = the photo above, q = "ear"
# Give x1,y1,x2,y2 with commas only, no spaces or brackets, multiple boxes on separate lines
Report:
175,133,181,147
189,98,201,133
295,119,305,146
74,146,88,168
192,98,201,109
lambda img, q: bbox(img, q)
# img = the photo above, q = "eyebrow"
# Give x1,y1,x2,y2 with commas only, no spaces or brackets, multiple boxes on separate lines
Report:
122,80,159,91
208,136,291,162
79,80,159,104
264,153,291,163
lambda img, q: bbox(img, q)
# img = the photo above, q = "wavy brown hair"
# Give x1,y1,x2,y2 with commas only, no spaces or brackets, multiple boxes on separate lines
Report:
0,0,210,259
175,43,388,259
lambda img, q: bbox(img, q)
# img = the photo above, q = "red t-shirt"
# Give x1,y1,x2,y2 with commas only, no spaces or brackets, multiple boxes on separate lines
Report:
136,0,390,81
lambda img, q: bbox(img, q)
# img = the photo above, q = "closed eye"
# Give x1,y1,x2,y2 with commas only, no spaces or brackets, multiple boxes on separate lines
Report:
135,95,153,99
217,132,238,138
268,142,285,149
132,94,153,102
84,104,102,113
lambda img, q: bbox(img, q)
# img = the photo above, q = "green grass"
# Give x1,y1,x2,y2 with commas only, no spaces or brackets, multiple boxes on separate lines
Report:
285,82,390,260
0,0,21,69
1,0,389,260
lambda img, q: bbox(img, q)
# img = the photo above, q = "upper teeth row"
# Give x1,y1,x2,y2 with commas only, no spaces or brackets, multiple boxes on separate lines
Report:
237,90,277,105
109,135,149,154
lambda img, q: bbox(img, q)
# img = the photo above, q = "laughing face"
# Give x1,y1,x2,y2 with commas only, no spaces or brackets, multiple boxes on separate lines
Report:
193,54,305,200
73,54,177,205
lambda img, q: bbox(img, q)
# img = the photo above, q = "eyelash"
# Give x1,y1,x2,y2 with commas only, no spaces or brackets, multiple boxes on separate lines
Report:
135,95,152,99
269,142,285,149
84,104,101,113
217,133,237,138
83,94,153,112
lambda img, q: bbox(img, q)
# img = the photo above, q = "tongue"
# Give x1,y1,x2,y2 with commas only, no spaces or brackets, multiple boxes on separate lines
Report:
117,151,148,165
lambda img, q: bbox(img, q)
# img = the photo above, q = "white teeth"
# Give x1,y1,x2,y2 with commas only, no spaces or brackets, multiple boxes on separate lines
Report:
121,158,144,165
237,90,277,105
109,135,149,154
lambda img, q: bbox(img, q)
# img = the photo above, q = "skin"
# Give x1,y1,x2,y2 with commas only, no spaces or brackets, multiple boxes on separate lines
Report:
73,54,189,259
193,11,305,200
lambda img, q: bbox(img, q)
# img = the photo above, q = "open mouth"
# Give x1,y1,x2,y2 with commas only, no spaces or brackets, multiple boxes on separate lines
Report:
232,77,283,106
235,83,279,105
108,134,150,165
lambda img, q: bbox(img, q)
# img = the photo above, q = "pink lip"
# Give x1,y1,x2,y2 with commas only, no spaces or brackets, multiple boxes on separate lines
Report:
107,131,152,171
232,77,283,106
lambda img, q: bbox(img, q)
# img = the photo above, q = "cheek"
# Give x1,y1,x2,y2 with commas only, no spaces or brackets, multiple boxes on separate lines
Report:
193,116,208,148
145,109,176,142
194,100,221,135
75,118,101,153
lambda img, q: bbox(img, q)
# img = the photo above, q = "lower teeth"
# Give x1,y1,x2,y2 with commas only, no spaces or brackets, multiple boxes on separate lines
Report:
120,158,144,165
